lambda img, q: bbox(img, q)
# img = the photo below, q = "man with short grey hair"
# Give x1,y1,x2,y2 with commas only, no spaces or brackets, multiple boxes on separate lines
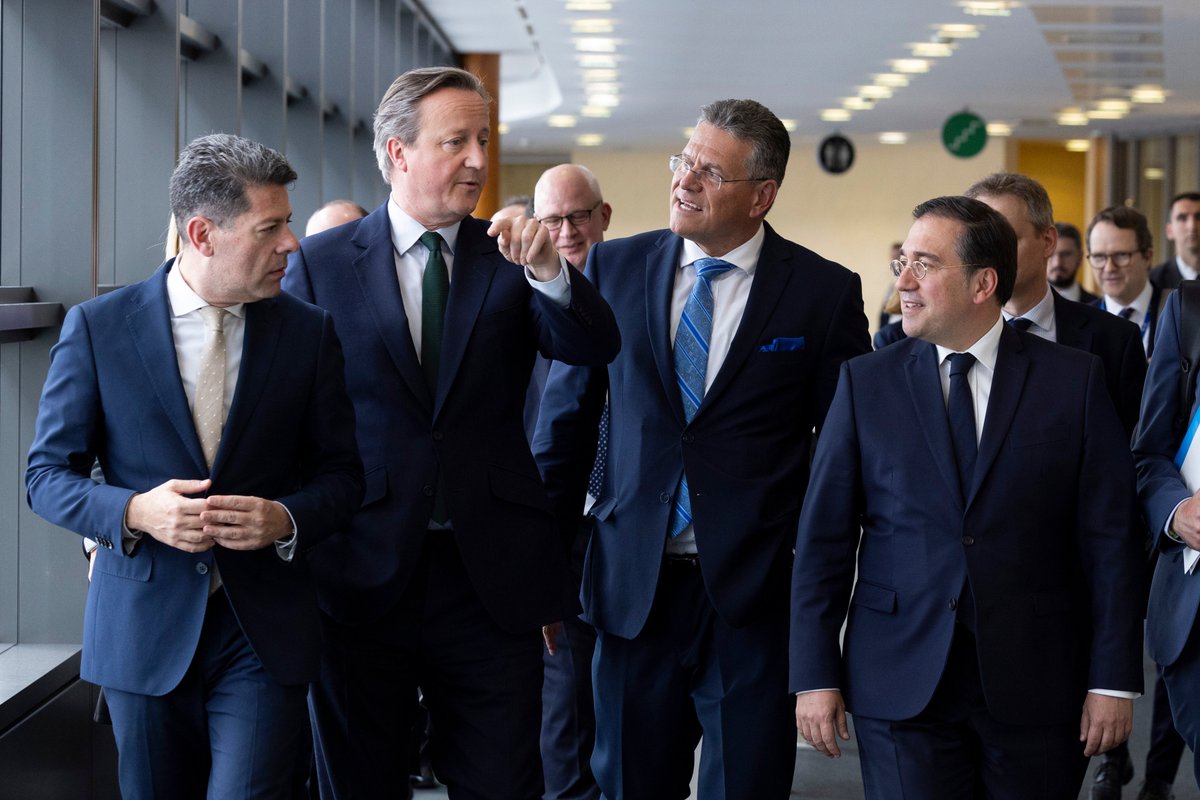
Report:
26,133,364,798
534,98,869,798
285,66,619,800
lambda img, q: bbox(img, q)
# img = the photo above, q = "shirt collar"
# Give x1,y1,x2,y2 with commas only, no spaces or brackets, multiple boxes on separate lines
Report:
166,255,246,319
1177,256,1199,281
1002,283,1054,331
936,314,1003,373
388,196,462,257
679,224,765,276
1104,280,1153,318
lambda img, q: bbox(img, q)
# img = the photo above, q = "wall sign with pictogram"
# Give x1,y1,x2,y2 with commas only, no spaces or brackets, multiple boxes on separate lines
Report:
942,111,988,159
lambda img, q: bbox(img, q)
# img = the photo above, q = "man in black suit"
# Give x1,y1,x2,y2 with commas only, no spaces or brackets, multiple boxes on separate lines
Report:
1050,221,1098,303
1150,192,1200,290
963,173,1145,435
1088,205,1170,360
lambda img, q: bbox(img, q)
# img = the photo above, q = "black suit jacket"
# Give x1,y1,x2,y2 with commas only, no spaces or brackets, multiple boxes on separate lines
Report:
1151,258,1185,290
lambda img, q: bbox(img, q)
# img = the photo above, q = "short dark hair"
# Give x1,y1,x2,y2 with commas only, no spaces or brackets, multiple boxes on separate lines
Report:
912,195,1017,306
373,67,490,183
169,134,297,238
1087,205,1152,253
1170,191,1200,212
1055,222,1081,249
698,99,790,185
963,172,1055,231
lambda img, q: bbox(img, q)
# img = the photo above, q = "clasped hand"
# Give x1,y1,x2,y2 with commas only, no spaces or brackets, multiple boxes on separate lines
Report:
124,478,291,553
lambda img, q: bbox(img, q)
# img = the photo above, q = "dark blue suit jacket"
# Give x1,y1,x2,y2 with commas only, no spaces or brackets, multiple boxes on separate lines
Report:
533,224,870,639
1134,292,1200,668
790,325,1144,726
283,205,620,632
25,261,364,695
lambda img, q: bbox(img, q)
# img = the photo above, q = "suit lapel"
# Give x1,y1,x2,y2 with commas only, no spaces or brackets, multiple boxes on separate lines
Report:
350,212,432,414
125,263,208,474
646,233,686,426
699,224,793,414
437,220,498,415
904,341,962,505
214,298,281,475
969,324,1027,505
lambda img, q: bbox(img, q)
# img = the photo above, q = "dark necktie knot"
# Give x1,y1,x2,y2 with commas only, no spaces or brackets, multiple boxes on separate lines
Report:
1118,306,1135,321
1007,317,1033,332
947,351,976,379
419,230,443,253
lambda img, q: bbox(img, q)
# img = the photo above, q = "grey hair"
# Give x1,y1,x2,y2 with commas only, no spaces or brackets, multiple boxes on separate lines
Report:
169,133,296,238
697,99,790,185
964,172,1055,232
373,66,491,184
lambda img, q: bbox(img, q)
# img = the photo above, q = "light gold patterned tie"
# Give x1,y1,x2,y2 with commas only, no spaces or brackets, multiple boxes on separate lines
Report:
194,306,228,469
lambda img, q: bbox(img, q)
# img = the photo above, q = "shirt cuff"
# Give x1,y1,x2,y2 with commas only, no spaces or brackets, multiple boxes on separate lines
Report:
1166,499,1188,543
795,688,841,696
1088,689,1141,700
273,501,298,562
524,256,573,308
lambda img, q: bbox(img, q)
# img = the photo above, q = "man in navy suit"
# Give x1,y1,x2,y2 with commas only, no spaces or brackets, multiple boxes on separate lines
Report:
1149,192,1200,290
1088,205,1170,359
534,99,870,799
283,67,620,800
25,134,364,799
792,195,1144,799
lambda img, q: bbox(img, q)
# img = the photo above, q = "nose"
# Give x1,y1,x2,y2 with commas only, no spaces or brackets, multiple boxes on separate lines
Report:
465,139,487,170
677,165,703,192
895,264,919,291
280,226,300,254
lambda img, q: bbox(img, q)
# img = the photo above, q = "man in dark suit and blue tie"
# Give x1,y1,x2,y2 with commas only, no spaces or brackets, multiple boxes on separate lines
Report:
283,67,620,799
533,98,870,799
792,195,1144,799
25,134,365,799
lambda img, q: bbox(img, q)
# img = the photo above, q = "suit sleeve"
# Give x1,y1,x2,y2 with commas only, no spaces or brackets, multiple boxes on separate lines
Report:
26,305,138,550
283,246,316,304
1078,355,1145,692
790,362,864,693
812,272,871,438
1114,322,1148,439
273,311,364,552
529,257,621,367
1134,291,1193,545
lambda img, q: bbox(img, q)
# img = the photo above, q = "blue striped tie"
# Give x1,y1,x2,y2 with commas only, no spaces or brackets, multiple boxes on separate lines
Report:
667,257,736,538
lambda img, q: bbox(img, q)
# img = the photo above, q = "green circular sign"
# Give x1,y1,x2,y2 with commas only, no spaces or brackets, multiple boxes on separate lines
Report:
942,111,988,158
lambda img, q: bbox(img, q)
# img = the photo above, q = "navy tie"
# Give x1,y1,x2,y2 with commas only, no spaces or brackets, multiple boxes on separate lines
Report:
668,257,736,538
1119,306,1135,321
1007,317,1033,332
947,352,978,501
587,403,609,501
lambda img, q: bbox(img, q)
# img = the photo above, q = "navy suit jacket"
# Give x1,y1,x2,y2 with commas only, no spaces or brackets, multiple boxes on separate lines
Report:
1151,258,1185,291
283,205,620,632
790,326,1144,726
25,261,364,695
533,224,870,639
1134,292,1200,667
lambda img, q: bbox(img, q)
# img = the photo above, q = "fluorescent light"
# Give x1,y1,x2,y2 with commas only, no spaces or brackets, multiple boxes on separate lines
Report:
1087,109,1127,120
891,59,931,74
587,93,620,107
820,109,852,122
842,97,874,110
1132,85,1166,104
548,115,577,128
958,1,1017,16
1057,110,1089,126
910,42,955,58
498,122,511,135
1065,139,1091,152
565,0,612,10
780,119,798,132
580,105,612,118
576,54,617,68
1095,99,1131,113
1144,167,1164,180
859,85,893,100
581,69,618,82
585,82,620,95
873,73,910,88
986,122,1012,137
936,23,981,38
879,132,908,145
571,19,615,34
576,134,605,147
574,38,617,52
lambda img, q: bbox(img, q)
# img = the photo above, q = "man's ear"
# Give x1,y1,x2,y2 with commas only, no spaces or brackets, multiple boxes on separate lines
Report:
387,137,407,174
185,215,218,257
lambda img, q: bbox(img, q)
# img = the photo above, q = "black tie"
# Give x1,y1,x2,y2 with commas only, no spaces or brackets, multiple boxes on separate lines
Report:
1119,307,1135,321
1008,317,1033,332
947,352,978,501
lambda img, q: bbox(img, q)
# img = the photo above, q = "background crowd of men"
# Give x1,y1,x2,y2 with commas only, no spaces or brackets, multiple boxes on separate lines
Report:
21,62,1200,800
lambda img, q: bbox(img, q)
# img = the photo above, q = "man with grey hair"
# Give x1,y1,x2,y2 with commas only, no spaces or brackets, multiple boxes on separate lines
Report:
26,133,364,798
533,99,869,798
284,67,619,799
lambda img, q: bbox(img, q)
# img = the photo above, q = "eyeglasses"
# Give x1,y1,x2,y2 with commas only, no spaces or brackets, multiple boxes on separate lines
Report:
1087,251,1139,269
890,259,985,280
538,201,601,230
668,154,768,191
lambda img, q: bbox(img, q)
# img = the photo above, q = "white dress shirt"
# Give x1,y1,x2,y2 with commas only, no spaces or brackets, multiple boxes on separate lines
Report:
1001,284,1058,343
1100,280,1154,354
1176,256,1198,282
666,224,765,555
1055,282,1085,303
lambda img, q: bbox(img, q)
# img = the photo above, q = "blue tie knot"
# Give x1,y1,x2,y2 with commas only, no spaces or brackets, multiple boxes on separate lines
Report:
693,257,736,282
947,351,976,378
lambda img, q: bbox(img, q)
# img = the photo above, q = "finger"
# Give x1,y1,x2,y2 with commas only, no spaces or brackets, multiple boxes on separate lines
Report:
205,495,259,511
164,478,212,494
837,708,851,741
820,720,843,758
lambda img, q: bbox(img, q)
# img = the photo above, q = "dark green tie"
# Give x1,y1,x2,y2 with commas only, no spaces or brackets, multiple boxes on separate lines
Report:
420,231,449,395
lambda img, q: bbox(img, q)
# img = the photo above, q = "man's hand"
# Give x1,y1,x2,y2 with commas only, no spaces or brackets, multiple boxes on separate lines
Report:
201,495,292,551
487,215,562,281
796,690,850,758
125,478,214,553
1171,492,1200,549
1079,693,1133,756
543,621,563,656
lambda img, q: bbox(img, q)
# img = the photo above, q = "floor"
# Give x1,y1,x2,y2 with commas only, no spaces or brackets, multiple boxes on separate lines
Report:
414,656,1198,799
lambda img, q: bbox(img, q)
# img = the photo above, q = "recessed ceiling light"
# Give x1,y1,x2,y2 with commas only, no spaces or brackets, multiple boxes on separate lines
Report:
1095,99,1131,113
1131,85,1166,104
576,134,605,147
571,19,615,34
873,73,910,88
585,82,620,95
1065,139,1091,152
780,119,798,132
986,122,1012,136
820,109,852,122
576,54,617,68
587,93,620,108
1056,109,1089,126
581,69,619,82
859,85,893,100
879,132,908,145
1086,109,1127,120
580,105,612,118
1144,167,1165,180
891,59,931,74
842,97,874,110
958,1,1017,16
910,42,955,58
574,38,616,53
565,0,612,11
498,123,511,135
936,23,981,38
548,115,578,128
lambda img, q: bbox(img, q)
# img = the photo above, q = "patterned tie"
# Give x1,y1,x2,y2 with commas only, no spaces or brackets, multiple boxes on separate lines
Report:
587,402,610,501
419,231,449,396
194,306,228,469
946,352,977,501
1007,317,1033,332
667,257,736,538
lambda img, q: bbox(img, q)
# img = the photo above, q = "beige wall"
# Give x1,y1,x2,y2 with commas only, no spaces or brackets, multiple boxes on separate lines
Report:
569,137,1006,330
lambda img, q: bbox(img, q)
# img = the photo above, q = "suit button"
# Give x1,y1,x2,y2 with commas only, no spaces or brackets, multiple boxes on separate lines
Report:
432,431,444,441
196,563,209,575
659,492,671,504
962,536,975,546
422,484,434,497
949,599,958,610
682,433,695,443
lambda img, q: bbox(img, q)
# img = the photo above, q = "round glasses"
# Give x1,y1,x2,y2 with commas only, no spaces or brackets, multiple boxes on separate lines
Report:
668,154,768,191
890,259,985,280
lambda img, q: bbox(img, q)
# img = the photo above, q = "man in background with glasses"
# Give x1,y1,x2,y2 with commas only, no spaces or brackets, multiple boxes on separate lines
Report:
533,98,869,799
793,195,1143,799
1089,205,1170,359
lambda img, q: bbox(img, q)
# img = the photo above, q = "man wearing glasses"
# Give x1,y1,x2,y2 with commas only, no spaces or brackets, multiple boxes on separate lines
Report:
1088,205,1170,358
793,195,1144,799
533,99,869,798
